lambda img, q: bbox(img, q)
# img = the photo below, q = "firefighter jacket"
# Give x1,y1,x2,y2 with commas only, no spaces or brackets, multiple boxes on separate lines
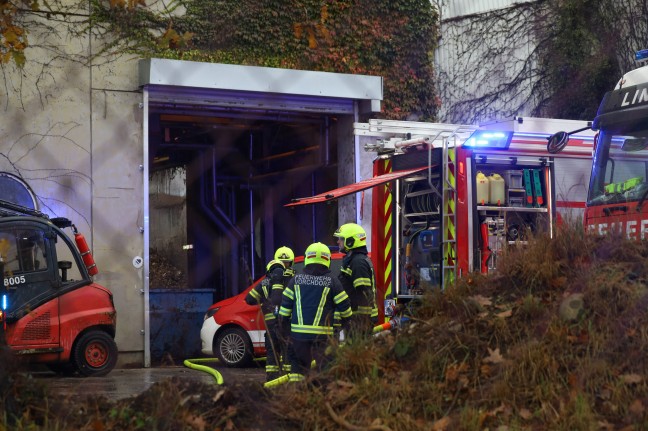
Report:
245,264,286,327
278,264,352,340
338,247,378,320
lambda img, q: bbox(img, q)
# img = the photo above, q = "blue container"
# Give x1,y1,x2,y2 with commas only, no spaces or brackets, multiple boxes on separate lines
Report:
149,289,213,364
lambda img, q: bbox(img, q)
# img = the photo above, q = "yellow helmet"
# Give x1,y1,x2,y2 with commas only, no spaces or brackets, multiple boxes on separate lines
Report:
274,246,294,266
266,259,285,272
333,223,367,251
304,242,331,268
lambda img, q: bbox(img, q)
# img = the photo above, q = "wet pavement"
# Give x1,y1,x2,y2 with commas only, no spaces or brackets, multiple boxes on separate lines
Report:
31,361,266,401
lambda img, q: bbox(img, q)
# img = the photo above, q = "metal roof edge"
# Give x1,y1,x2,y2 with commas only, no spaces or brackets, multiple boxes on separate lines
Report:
138,58,383,102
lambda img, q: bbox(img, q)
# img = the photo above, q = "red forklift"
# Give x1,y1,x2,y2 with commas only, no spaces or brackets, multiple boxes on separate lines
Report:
0,199,118,377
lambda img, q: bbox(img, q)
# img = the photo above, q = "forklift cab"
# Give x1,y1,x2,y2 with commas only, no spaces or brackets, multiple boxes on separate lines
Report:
1,217,87,323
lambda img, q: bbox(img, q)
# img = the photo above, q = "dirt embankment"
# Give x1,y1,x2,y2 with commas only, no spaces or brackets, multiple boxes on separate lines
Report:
2,226,648,430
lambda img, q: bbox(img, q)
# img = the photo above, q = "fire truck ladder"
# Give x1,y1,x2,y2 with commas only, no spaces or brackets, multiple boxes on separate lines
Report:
355,120,477,291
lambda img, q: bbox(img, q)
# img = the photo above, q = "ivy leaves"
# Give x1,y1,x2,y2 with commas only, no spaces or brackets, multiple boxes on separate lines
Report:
0,0,35,67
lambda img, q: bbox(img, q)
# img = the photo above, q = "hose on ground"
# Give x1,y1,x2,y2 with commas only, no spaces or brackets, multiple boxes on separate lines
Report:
182,357,267,385
183,358,224,385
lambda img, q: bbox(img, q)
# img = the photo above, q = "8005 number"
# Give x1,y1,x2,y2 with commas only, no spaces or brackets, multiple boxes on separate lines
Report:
4,275,26,287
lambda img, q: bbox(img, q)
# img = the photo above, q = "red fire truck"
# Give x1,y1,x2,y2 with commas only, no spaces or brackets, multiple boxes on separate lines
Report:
575,49,648,237
288,117,595,320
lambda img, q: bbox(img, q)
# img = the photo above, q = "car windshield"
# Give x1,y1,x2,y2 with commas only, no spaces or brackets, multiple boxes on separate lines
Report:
587,123,648,206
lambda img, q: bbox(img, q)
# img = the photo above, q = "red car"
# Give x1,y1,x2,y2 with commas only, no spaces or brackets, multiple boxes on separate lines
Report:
200,253,344,367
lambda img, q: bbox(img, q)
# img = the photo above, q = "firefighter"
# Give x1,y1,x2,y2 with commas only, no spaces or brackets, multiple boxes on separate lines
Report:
334,223,378,339
272,245,295,374
244,258,287,381
278,242,352,382
274,246,294,269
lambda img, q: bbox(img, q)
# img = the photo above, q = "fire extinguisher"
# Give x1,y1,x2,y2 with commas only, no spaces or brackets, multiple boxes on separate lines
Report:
73,226,99,276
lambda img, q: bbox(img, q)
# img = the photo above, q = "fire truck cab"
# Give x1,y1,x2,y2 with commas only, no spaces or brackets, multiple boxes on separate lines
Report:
582,49,648,237
288,117,595,320
0,199,118,377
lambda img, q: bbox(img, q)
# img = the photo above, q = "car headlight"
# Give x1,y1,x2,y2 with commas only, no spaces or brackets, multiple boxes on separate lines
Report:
203,307,220,321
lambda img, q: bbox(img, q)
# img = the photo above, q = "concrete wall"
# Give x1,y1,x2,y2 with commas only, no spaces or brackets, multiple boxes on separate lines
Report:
91,84,144,367
0,7,145,367
337,115,357,228
336,108,376,251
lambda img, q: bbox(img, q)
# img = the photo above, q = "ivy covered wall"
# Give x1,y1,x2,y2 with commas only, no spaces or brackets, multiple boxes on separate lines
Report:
3,0,647,123
88,0,441,120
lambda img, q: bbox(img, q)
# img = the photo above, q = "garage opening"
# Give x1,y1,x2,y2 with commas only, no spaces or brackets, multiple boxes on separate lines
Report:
140,59,382,363
148,110,340,299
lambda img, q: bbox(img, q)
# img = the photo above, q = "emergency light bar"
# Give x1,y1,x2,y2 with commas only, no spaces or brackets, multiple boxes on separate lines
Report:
636,49,648,63
2,294,6,311
463,131,513,150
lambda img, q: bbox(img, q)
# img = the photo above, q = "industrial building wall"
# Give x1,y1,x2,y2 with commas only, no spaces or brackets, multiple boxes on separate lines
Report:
435,0,539,124
438,0,535,19
0,6,145,367
90,72,144,368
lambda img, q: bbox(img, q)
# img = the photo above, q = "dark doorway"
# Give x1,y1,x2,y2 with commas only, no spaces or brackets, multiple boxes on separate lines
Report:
148,112,339,302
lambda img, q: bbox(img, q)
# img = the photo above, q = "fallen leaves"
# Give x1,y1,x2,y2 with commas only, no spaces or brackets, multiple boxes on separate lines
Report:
483,348,505,364
621,374,643,385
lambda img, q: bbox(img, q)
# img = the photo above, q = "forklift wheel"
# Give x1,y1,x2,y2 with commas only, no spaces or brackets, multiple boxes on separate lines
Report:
73,330,118,377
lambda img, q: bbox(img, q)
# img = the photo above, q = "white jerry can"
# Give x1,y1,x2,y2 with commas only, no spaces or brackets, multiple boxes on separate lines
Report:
476,172,489,205
489,173,505,206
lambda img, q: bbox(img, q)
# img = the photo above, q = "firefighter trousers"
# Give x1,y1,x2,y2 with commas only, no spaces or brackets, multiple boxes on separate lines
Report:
265,324,293,381
290,337,330,378
264,326,281,381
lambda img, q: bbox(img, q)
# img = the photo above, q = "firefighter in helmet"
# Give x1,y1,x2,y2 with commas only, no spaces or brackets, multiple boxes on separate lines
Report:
334,223,378,338
245,247,294,381
272,245,295,375
274,246,295,283
278,242,352,382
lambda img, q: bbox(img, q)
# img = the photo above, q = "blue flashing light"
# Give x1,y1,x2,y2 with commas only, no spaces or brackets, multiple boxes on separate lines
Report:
636,49,648,62
464,131,513,150
2,294,6,311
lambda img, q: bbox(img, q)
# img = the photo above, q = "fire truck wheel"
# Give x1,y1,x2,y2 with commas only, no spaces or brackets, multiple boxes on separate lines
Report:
215,327,253,368
73,330,118,377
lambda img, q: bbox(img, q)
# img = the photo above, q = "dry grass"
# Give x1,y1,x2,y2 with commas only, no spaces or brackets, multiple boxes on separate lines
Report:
3,222,648,430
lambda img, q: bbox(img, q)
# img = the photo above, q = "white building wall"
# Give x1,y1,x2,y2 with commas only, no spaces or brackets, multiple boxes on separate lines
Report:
435,0,540,124
437,0,535,19
90,84,144,366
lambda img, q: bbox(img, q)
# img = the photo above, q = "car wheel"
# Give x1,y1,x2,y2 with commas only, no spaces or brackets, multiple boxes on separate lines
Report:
215,327,253,367
72,330,118,377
